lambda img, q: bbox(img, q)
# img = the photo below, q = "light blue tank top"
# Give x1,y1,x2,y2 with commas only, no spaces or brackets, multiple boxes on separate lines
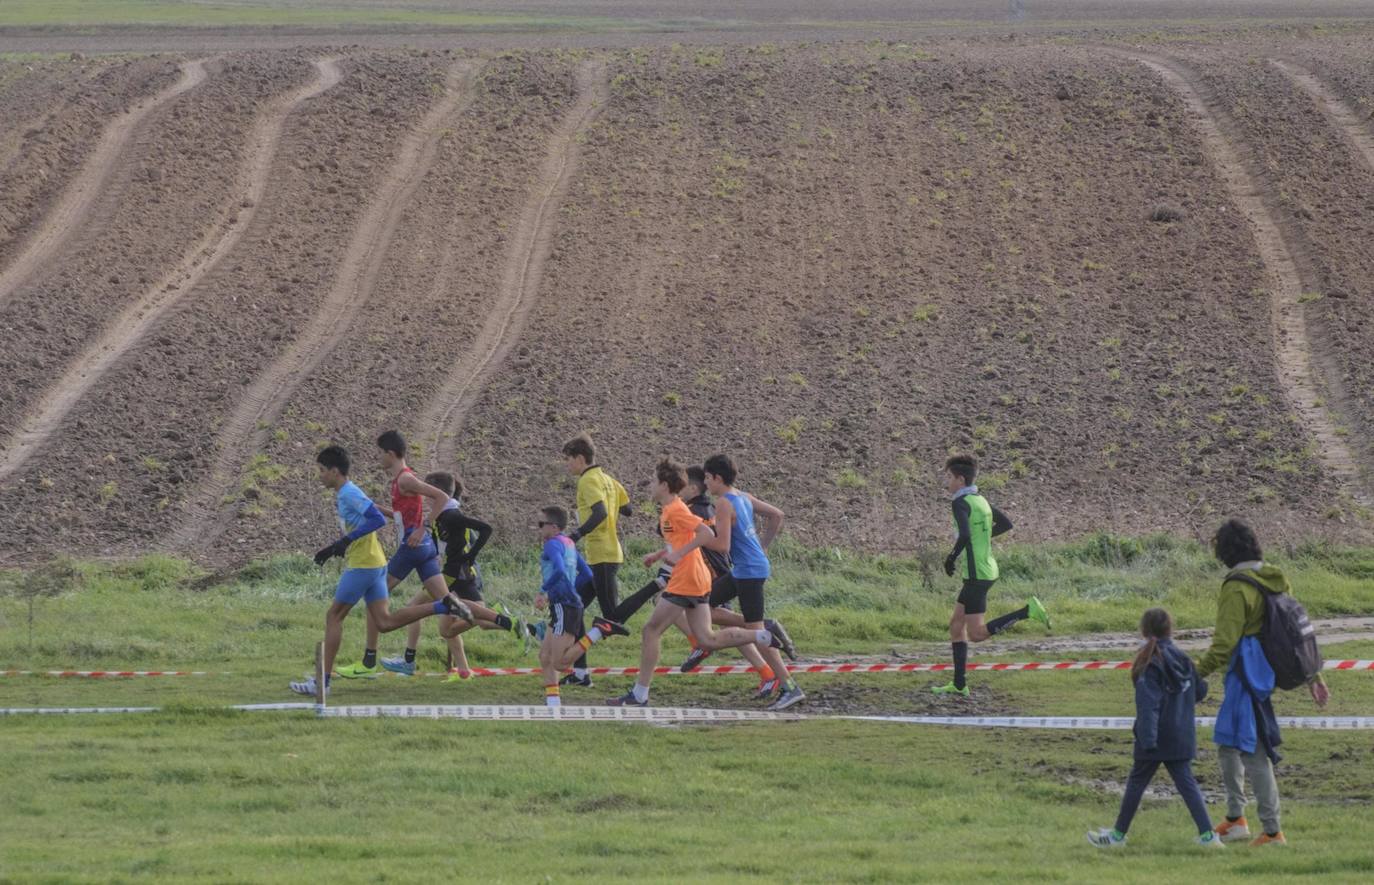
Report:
725,491,771,580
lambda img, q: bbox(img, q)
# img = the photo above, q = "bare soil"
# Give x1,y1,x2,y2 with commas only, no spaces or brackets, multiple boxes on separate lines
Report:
0,22,1372,563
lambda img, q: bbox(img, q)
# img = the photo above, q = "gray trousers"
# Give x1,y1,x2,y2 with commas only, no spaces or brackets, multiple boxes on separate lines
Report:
1219,745,1281,834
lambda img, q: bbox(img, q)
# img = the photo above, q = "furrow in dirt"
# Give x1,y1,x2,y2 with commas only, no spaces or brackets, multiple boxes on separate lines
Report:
0,59,207,310
1120,51,1371,508
0,59,343,487
171,60,480,551
422,60,609,470
1270,59,1374,175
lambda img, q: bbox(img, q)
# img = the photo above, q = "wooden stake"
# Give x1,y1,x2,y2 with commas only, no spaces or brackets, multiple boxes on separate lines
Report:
314,640,326,707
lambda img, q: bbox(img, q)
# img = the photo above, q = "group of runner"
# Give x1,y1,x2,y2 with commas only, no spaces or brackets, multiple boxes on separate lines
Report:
291,431,1048,711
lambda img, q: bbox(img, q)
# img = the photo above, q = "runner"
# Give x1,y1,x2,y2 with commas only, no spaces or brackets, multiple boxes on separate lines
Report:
608,458,791,708
535,505,628,707
289,445,469,697
335,430,467,679
932,453,1050,698
560,433,632,688
379,471,525,680
697,453,804,710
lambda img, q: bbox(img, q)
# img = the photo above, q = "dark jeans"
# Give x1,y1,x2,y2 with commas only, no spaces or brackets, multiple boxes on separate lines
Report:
1115,759,1213,835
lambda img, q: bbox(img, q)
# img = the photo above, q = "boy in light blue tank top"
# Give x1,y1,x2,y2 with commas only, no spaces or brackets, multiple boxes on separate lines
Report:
699,454,805,712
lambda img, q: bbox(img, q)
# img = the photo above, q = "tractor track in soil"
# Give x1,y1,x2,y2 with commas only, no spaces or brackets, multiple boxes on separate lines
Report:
0,59,208,310
420,59,609,471
171,60,481,551
1269,59,1374,189
0,58,343,487
1116,50,1372,508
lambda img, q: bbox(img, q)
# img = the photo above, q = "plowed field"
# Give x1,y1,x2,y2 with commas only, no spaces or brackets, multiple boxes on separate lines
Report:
1,21,1373,563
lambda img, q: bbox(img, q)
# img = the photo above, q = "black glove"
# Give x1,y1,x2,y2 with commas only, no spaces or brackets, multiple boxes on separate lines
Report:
943,554,957,577
314,538,350,566
568,530,582,543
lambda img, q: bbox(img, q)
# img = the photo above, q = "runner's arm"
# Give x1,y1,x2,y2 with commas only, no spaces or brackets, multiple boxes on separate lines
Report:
748,493,784,550
569,501,606,542
615,479,633,517
451,511,493,562
701,495,733,553
315,502,386,564
991,506,1013,537
664,522,713,565
945,498,972,575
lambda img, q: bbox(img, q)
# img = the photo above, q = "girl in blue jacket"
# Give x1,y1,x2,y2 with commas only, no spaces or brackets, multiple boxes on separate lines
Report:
1089,608,1223,848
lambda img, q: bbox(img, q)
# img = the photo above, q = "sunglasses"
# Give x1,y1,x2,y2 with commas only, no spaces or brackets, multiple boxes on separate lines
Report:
537,520,555,528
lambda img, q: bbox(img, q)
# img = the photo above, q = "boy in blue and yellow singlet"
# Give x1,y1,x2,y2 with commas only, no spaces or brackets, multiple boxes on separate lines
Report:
289,446,469,697
933,453,1050,698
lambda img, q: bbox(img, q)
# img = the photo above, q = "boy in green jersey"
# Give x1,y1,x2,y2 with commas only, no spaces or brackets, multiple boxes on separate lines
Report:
933,454,1050,697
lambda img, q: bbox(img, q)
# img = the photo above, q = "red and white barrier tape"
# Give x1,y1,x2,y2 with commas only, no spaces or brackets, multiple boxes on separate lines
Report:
4,660,1373,678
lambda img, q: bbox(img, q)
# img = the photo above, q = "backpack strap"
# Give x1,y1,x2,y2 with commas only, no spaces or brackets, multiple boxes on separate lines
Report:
1224,570,1273,595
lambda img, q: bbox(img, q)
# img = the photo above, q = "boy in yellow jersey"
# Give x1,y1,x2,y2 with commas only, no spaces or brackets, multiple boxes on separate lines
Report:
560,433,632,687
290,446,469,697
608,458,787,707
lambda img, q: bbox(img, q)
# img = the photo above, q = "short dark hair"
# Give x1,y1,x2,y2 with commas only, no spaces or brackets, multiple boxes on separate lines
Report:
377,430,406,459
317,445,350,475
945,454,977,485
425,471,460,498
541,505,568,529
703,454,737,486
656,458,686,494
562,433,595,464
685,465,707,491
1214,519,1262,568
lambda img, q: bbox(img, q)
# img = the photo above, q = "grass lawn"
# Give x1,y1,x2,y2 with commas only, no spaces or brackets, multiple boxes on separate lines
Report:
1,537,1371,881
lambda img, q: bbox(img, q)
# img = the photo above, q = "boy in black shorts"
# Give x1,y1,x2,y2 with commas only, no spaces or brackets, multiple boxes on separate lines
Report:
380,471,524,678
933,454,1050,697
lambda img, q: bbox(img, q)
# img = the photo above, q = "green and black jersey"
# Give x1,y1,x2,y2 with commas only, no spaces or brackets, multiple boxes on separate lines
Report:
949,491,1012,582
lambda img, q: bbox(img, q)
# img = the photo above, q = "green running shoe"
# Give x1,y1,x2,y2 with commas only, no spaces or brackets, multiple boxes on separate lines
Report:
932,681,970,698
1027,596,1052,631
334,661,380,679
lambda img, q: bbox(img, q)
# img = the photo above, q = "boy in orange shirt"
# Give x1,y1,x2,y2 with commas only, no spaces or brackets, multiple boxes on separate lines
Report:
608,458,787,707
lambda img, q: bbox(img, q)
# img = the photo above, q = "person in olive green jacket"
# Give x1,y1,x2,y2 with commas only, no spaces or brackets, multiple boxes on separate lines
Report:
1199,519,1329,847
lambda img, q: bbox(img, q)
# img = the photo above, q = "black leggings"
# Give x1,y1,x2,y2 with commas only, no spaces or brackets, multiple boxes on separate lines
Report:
573,562,620,670
1115,759,1212,835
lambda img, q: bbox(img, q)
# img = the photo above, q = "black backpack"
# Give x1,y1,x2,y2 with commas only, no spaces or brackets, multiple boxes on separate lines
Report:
1226,570,1323,690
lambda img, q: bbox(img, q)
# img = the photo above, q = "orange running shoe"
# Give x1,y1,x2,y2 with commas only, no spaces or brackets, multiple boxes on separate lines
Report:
1216,817,1250,842
1250,832,1287,847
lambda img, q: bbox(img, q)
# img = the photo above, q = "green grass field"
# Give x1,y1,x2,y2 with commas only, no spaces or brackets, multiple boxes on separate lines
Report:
2,536,1372,881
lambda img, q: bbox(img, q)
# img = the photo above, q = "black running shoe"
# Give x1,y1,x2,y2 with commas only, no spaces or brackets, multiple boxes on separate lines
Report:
607,691,648,707
592,617,630,638
766,618,797,661
679,646,712,672
559,672,592,688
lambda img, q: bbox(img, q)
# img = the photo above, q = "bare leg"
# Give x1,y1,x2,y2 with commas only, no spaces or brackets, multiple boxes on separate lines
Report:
366,575,403,655
364,597,443,632
323,602,353,677
685,604,768,652
745,619,789,682
632,599,681,692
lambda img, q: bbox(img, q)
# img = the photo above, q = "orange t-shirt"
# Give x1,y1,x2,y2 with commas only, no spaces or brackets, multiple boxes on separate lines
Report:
660,497,710,597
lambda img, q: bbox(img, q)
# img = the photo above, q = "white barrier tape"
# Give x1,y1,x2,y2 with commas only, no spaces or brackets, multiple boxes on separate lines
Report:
849,715,1374,730
317,704,801,722
6,660,1371,679
2,704,1371,730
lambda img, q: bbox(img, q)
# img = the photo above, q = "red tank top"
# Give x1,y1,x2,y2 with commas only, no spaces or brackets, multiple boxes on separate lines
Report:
390,467,425,532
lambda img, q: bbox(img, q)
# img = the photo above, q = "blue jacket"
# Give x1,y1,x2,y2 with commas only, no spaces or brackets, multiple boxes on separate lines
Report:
1214,635,1283,761
1133,638,1208,761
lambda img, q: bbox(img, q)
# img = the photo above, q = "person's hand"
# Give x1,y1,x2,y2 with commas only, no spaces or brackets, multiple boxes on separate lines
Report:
943,554,957,577
314,538,348,566
642,551,663,569
534,593,548,611
1310,679,1330,709
406,528,425,548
